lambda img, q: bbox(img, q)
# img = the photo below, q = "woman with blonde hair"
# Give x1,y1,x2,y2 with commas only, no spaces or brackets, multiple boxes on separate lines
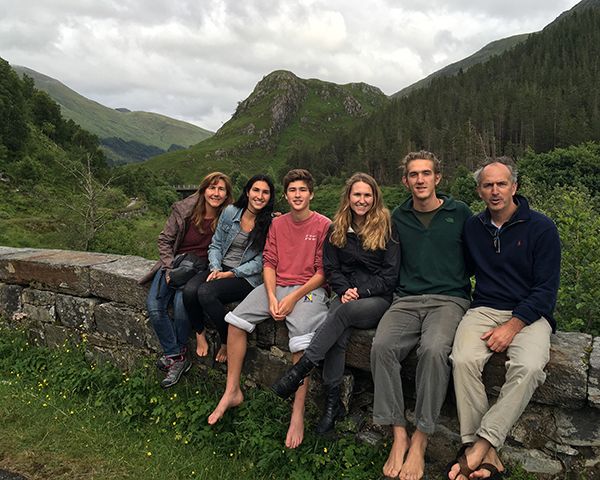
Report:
140,172,233,389
272,172,400,434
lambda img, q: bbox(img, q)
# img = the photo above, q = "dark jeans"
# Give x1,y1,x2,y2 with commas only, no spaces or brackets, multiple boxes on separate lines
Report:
305,296,391,386
146,269,190,357
182,269,254,344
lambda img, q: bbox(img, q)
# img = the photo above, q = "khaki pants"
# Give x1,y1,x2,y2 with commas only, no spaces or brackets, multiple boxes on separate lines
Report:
450,306,551,447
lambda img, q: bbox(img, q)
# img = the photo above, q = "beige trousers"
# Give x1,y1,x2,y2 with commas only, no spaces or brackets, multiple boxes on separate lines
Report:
450,306,551,447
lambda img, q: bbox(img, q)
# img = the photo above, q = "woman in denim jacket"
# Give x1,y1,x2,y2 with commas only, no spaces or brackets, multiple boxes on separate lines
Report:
183,174,275,362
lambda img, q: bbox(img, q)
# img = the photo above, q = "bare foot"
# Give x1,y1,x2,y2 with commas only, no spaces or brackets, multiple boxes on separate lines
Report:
383,427,410,478
196,331,209,357
471,447,504,478
285,408,305,449
447,439,491,480
215,344,227,363
207,388,243,425
400,430,427,480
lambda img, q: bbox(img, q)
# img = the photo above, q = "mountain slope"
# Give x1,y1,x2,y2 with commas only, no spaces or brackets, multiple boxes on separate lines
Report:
393,33,529,98
12,66,213,164
140,70,387,183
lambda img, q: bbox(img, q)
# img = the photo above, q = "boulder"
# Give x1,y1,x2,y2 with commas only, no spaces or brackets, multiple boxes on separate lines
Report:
89,255,154,308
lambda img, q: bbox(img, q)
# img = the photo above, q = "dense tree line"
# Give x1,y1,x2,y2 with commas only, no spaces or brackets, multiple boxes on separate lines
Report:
288,8,600,186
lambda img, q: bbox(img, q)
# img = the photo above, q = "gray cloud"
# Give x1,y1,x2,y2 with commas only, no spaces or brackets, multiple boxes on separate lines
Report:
0,0,580,130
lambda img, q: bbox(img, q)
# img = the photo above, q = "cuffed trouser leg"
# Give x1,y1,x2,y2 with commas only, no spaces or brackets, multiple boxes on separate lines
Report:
414,296,469,434
451,307,551,447
371,297,422,427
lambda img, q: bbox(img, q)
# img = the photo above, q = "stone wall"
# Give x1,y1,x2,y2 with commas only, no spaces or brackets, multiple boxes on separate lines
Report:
1,246,599,477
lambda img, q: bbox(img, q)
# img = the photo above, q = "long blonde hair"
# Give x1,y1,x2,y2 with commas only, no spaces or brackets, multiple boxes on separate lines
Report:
192,172,234,232
329,173,391,251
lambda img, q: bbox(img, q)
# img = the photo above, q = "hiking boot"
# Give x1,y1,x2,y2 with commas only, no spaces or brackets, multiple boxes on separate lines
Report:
315,384,345,435
156,347,187,371
160,356,192,389
271,355,316,399
155,355,170,372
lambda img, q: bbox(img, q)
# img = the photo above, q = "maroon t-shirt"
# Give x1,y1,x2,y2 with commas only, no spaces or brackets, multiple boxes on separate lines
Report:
176,218,214,259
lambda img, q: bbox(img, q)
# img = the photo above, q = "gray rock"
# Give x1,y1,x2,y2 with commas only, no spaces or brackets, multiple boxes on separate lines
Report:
55,294,99,330
244,345,290,386
94,302,150,348
346,328,374,371
501,446,563,475
0,283,22,319
89,255,154,308
356,430,383,446
510,404,558,449
483,331,591,409
555,407,600,447
589,337,600,408
21,288,56,324
0,248,118,295
22,288,55,306
43,323,81,348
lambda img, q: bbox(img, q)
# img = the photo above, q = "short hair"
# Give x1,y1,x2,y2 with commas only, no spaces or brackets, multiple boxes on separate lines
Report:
473,157,518,186
401,150,441,177
283,169,314,192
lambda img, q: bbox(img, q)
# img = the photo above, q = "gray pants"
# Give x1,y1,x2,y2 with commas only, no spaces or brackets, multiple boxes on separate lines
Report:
225,284,329,353
371,294,470,434
450,307,551,447
306,296,391,386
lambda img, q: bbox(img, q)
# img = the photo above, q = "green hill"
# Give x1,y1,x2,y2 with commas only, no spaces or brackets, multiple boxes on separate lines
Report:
12,66,213,165
139,70,388,184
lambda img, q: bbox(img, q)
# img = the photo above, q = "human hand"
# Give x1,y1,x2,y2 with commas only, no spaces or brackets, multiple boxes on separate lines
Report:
207,270,221,281
481,317,525,352
341,287,359,304
276,294,298,318
208,270,234,281
269,295,285,321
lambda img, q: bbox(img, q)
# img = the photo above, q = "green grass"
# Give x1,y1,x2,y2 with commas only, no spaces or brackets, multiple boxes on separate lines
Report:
0,326,541,480
0,375,251,479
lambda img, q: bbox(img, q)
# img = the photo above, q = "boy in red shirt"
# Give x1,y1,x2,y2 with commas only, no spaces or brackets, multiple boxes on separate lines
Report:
208,169,330,449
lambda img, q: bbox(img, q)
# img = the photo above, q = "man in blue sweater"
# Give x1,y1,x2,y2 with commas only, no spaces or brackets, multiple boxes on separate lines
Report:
447,157,561,480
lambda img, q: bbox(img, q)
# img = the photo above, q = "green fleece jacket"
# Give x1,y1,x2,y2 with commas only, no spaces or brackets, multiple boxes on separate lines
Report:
392,193,471,300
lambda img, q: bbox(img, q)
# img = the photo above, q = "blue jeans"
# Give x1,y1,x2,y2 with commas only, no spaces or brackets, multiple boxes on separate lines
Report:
146,269,190,357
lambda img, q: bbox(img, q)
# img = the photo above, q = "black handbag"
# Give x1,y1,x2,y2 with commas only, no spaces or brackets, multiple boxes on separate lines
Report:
168,253,207,287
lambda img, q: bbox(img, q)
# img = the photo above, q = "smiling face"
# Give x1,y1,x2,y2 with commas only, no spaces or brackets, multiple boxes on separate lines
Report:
402,158,441,203
247,180,271,212
349,181,374,220
203,179,228,212
284,180,313,214
477,162,517,221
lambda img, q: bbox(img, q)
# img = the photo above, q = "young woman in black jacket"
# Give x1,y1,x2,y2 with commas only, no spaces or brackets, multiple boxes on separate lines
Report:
272,172,400,434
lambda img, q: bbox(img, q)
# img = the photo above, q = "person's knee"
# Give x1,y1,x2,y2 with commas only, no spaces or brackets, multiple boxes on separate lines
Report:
418,340,451,366
371,334,397,364
509,358,547,383
196,283,216,305
449,345,479,373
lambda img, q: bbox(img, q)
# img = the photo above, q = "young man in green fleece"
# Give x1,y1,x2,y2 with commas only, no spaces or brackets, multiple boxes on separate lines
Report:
370,151,472,480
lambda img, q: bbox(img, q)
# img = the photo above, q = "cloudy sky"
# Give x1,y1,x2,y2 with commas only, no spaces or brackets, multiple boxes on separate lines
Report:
1,0,581,131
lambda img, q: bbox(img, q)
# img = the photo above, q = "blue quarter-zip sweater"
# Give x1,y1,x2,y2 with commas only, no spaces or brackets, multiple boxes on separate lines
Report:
464,195,561,331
